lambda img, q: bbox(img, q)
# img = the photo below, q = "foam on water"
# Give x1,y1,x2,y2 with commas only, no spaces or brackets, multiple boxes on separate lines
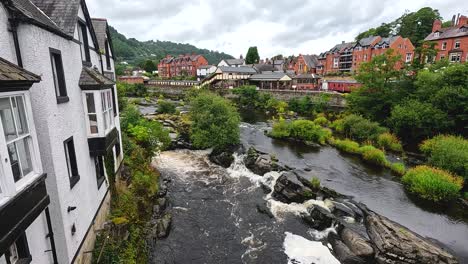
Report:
283,232,340,264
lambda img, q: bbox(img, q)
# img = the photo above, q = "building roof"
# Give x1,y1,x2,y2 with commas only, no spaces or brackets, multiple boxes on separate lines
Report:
79,66,115,89
253,64,276,72
91,18,107,51
323,76,358,83
425,25,468,41
0,57,41,84
225,59,245,66
29,0,81,36
217,66,257,74
377,36,399,46
198,65,215,69
249,72,292,81
329,42,356,53
357,36,381,47
294,73,320,79
302,55,319,68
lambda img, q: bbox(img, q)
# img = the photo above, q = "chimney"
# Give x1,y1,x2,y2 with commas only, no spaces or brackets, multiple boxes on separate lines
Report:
432,19,442,32
240,54,244,59
458,15,468,27
342,41,345,44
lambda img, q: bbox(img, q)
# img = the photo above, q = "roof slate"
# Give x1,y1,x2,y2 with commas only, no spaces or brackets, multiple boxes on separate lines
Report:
7,0,66,34
30,0,81,36
79,66,114,89
0,57,41,83
302,55,319,68
425,26,468,41
225,59,245,66
217,66,257,74
358,36,380,46
91,18,107,52
250,72,290,81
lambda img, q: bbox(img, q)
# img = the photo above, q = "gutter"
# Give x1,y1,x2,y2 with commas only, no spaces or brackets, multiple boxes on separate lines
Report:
8,18,23,67
45,208,59,264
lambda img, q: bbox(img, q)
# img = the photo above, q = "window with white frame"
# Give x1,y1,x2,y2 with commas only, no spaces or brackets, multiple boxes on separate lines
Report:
333,57,339,68
454,40,460,49
85,93,98,134
101,90,114,132
450,53,461,62
441,42,447,50
405,53,412,63
0,94,40,200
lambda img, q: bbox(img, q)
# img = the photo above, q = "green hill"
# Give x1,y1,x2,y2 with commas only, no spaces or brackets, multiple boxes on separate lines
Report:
109,26,234,66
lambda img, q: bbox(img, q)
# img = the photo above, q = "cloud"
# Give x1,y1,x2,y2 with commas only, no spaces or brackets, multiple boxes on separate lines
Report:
86,0,465,58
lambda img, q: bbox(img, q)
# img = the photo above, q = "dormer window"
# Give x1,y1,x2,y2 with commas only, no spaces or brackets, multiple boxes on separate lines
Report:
434,32,440,37
78,21,91,64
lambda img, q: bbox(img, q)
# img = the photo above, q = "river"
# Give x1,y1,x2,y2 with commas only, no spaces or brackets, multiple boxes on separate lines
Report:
149,119,468,263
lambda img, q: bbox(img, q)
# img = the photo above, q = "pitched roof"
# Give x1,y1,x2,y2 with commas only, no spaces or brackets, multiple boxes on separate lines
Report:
198,65,215,69
217,66,256,74
294,73,320,79
91,18,107,51
225,59,245,66
79,66,115,89
253,64,276,72
0,57,41,84
29,0,81,36
302,55,319,68
378,36,399,46
250,72,291,81
357,36,380,46
425,26,468,41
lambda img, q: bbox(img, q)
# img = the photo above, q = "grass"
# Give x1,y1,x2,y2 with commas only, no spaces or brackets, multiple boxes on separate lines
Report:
389,162,406,176
332,139,360,154
269,119,332,145
361,147,389,167
377,132,403,152
310,177,321,189
313,116,329,126
402,166,464,202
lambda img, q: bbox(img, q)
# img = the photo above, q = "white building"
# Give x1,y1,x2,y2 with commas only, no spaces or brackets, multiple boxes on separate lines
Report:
196,65,216,80
217,58,245,67
0,1,122,263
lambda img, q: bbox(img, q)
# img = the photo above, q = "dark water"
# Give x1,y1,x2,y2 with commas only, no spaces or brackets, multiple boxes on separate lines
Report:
149,118,468,263
240,122,468,262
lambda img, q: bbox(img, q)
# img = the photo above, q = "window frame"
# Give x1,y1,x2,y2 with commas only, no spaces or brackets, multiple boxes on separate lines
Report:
84,92,99,135
63,136,80,189
454,40,461,49
0,92,42,201
4,232,31,264
78,20,91,64
49,48,69,104
94,156,106,189
441,42,447,50
405,53,412,63
105,39,111,70
450,53,461,63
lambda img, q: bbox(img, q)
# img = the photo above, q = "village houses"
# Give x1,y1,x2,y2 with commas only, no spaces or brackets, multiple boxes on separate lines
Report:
158,54,208,79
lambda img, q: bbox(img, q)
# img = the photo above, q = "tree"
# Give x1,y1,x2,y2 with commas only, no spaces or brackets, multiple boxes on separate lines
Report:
245,47,260,64
347,49,410,122
388,100,452,142
143,60,157,73
412,41,438,69
397,7,441,46
189,92,240,150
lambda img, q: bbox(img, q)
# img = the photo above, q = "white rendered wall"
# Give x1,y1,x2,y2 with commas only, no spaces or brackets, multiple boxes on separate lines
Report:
0,4,16,63
25,212,54,263
16,23,108,263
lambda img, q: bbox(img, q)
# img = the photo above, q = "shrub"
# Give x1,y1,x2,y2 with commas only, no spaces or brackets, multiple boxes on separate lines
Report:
341,114,387,143
402,166,464,202
289,120,331,144
332,139,360,154
310,177,321,189
190,92,240,150
330,119,344,133
314,116,329,126
358,145,377,154
377,132,403,152
158,100,176,114
389,162,406,176
464,192,468,200
420,135,468,180
361,148,389,167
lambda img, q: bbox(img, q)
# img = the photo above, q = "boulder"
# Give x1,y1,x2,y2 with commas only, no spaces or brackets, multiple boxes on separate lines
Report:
340,228,374,258
329,233,367,264
365,212,458,264
272,171,315,203
244,147,284,175
155,213,172,239
209,149,234,168
302,205,335,231
256,202,274,218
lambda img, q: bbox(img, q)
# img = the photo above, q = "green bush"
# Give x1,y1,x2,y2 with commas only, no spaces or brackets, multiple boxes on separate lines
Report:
341,114,388,143
420,135,468,180
377,132,403,152
361,147,389,167
402,166,464,202
332,139,360,154
313,116,329,126
190,91,240,150
289,120,331,144
389,162,406,176
269,120,291,138
310,177,321,189
330,119,344,133
158,100,177,114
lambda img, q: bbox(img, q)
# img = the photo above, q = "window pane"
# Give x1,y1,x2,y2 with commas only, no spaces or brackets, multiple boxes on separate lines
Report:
86,93,96,113
51,56,60,95
0,98,17,142
103,111,108,130
89,114,98,134
12,96,29,136
8,143,21,182
17,138,32,177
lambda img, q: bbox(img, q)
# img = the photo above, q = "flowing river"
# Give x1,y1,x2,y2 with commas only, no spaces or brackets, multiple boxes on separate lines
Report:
149,120,468,263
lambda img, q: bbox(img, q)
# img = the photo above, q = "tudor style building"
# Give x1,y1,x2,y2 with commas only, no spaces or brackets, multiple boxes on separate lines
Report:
0,1,122,264
425,15,468,63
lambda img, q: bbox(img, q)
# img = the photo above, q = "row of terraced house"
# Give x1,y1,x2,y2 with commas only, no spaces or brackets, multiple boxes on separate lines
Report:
158,54,209,78
0,0,122,263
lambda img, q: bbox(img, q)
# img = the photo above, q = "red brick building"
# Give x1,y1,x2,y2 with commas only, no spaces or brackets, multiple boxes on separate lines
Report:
294,54,320,74
158,54,208,78
425,15,468,63
118,76,145,84
318,36,414,75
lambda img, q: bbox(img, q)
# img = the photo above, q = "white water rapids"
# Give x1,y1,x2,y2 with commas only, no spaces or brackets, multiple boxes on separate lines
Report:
153,150,340,264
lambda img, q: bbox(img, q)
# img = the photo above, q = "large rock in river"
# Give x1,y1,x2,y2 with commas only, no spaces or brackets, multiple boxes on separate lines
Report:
365,211,459,264
272,171,315,203
245,147,284,175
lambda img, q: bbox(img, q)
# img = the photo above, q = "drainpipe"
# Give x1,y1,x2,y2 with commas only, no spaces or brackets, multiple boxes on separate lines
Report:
9,19,23,67
45,208,59,264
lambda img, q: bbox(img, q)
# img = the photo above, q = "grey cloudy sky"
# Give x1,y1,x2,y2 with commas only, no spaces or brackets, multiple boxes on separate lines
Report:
87,0,467,58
